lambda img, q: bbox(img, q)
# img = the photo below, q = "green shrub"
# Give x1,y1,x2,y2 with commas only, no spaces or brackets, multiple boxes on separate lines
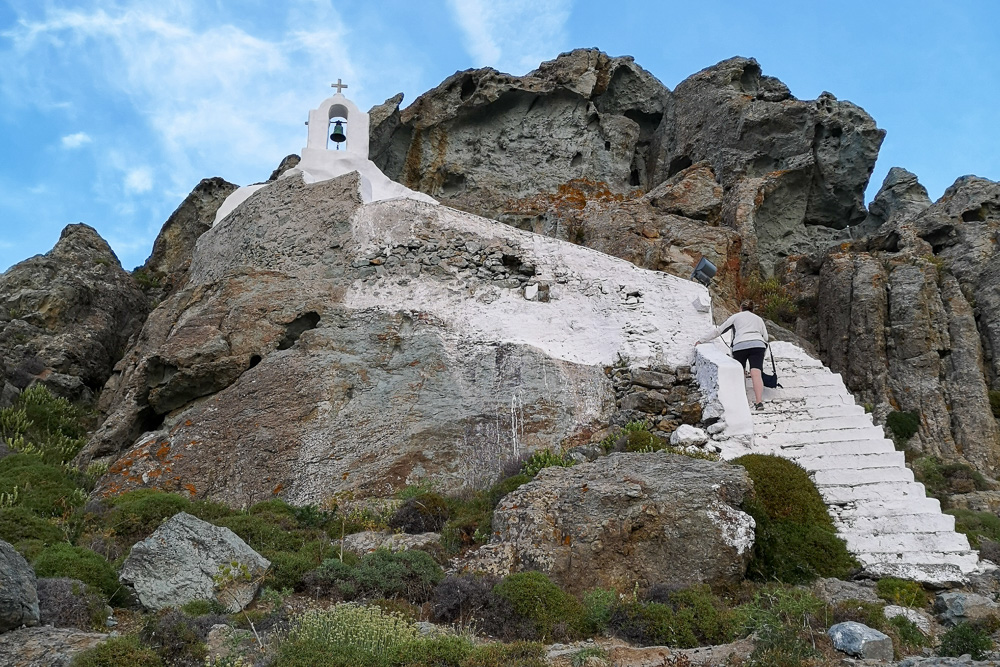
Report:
0,506,65,548
913,456,989,503
140,609,210,665
70,636,163,667
581,588,617,635
989,390,1000,419
461,641,547,667
886,410,920,442
389,493,451,533
938,621,994,659
36,578,108,630
386,635,473,666
105,489,193,544
180,598,227,616
0,457,86,517
732,454,855,583
440,474,531,552
623,429,667,452
277,604,419,666
307,549,443,603
33,543,121,603
0,385,90,465
521,448,575,478
948,508,1000,547
737,585,826,666
875,578,930,608
889,614,929,653
266,538,331,590
493,571,583,641
609,586,738,648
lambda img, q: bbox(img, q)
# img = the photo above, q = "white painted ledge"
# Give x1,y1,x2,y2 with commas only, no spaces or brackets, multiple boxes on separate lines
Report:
694,342,753,457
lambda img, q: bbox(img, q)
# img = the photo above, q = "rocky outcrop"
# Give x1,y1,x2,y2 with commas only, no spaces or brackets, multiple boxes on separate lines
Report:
140,176,239,297
373,48,670,218
651,57,884,272
457,453,755,595
119,512,270,612
80,171,709,505
781,173,1000,473
0,224,149,404
0,626,106,667
0,539,39,633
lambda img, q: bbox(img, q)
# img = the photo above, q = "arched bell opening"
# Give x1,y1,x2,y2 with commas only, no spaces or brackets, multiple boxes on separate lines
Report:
328,103,349,151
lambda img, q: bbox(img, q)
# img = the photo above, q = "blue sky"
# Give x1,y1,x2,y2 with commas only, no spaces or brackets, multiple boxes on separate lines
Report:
1,0,997,273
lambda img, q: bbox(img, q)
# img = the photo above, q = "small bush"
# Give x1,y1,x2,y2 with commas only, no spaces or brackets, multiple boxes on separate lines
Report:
141,608,222,666
432,574,499,626
180,598,227,616
70,636,163,667
0,506,65,547
385,635,473,666
521,448,575,478
105,489,193,545
440,473,532,552
33,543,122,603
277,604,418,666
989,390,1000,418
737,585,827,667
889,614,929,653
733,454,855,583
947,508,1000,547
938,621,994,659
623,429,667,452
0,385,89,464
913,457,989,502
306,549,443,604
886,410,920,442
493,571,583,641
581,588,617,635
461,641,547,667
389,493,450,533
36,578,107,630
875,578,930,608
0,457,86,517
609,586,738,648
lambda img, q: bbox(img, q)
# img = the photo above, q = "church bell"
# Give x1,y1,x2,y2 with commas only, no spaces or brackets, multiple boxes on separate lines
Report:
330,120,347,144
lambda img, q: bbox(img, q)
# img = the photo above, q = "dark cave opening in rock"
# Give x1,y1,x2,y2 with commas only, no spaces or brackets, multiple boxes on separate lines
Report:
248,354,262,369
668,155,692,178
459,74,477,102
277,312,321,350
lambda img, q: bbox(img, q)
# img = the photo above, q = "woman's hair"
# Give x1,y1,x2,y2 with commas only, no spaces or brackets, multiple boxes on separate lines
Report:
740,300,754,312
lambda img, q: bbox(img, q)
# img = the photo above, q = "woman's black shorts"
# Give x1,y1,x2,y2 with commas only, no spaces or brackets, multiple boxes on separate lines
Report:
733,346,766,371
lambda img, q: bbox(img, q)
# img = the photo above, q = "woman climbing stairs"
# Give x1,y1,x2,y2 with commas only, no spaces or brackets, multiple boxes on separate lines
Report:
739,341,982,586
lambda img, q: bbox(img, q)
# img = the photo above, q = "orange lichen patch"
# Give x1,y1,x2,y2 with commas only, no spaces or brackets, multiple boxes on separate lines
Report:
155,443,171,460
272,483,284,495
184,484,197,497
563,534,572,546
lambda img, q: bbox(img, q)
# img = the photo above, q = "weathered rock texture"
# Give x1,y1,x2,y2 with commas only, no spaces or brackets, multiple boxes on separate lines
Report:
140,176,238,297
0,539,39,633
827,621,893,661
375,50,883,277
458,453,755,594
81,171,709,505
780,173,1000,473
0,224,149,405
0,626,107,667
119,512,270,612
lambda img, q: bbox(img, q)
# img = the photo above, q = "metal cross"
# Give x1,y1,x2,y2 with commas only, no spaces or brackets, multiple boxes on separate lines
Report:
331,79,348,94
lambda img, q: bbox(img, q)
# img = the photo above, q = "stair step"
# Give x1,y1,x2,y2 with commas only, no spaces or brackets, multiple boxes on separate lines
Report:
861,562,972,584
758,386,856,402
854,549,979,570
755,415,874,435
754,395,860,412
813,466,914,486
755,426,885,447
752,405,866,424
791,451,905,471
755,439,899,458
836,512,955,534
846,531,971,553
828,496,943,517
819,481,928,504
768,374,847,390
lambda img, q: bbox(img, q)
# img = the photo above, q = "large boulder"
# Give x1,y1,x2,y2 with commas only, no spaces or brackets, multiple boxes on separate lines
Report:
827,621,893,661
139,176,238,297
0,539,39,633
458,453,755,594
373,48,670,217
0,626,106,667
0,224,149,404
80,171,710,503
119,512,270,612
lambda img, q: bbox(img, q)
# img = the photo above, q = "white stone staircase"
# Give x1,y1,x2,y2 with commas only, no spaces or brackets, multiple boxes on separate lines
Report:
744,341,981,586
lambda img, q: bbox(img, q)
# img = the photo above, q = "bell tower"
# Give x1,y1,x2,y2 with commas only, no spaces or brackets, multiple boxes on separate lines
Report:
303,79,370,158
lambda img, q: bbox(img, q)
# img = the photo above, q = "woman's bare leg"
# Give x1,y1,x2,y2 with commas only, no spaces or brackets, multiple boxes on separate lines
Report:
750,369,764,404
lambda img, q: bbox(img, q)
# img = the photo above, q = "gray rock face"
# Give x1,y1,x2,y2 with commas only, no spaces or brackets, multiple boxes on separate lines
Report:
783,174,1000,474
457,453,755,595
340,531,442,559
863,166,932,232
373,48,669,217
81,171,708,504
140,177,238,297
0,626,106,667
0,539,39,633
827,621,893,661
934,591,1000,626
119,512,270,612
811,577,880,605
0,224,149,403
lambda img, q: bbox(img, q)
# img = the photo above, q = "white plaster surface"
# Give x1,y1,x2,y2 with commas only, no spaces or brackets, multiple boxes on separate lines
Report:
341,199,711,369
694,342,753,454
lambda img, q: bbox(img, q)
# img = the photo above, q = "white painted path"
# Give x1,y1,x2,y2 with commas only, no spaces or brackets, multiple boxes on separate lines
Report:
743,341,981,586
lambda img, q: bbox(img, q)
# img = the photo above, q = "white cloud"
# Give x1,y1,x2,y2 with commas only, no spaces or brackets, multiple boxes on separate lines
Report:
61,132,92,148
124,167,153,193
446,0,572,75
